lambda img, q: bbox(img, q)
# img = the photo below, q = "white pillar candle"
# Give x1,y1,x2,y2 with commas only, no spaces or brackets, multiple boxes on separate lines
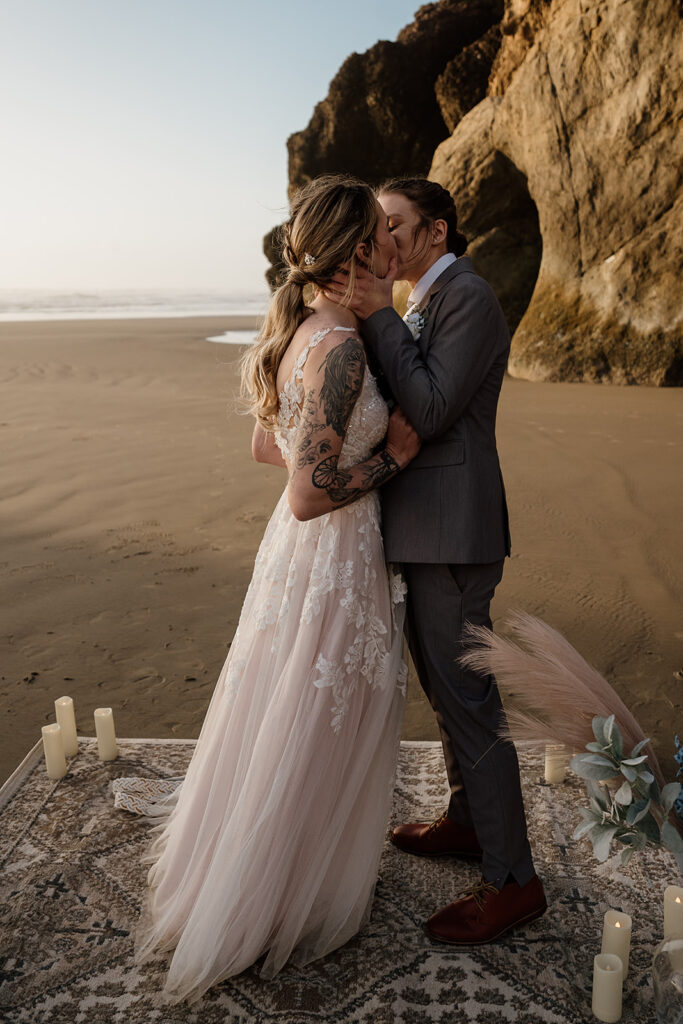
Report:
664,885,683,939
54,696,78,757
41,723,67,780
94,707,118,761
591,953,623,1022
601,909,632,978
544,743,566,784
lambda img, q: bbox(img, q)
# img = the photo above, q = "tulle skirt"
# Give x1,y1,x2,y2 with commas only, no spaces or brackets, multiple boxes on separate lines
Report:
118,490,407,1004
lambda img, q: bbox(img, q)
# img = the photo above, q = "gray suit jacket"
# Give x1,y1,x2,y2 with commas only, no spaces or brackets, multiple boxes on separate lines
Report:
362,257,511,564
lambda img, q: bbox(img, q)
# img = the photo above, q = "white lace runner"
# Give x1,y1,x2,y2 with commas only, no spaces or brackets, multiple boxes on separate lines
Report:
112,776,183,817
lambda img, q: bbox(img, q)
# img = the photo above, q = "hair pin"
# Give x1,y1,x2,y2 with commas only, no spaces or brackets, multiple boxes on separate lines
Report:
304,252,316,266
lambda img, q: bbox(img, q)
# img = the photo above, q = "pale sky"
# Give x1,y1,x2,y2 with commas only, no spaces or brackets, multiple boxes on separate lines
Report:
0,1,422,294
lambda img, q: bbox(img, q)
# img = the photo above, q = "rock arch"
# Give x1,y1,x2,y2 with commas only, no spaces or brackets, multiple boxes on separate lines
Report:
457,149,542,335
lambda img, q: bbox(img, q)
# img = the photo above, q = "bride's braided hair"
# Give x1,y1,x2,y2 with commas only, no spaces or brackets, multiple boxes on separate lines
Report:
379,178,468,259
241,175,379,430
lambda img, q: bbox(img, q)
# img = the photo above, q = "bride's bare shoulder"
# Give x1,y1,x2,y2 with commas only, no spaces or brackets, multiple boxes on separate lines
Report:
301,316,364,371
298,312,358,345
280,314,360,379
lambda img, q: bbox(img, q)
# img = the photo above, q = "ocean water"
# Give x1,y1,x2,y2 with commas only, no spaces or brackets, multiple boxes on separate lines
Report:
0,289,269,323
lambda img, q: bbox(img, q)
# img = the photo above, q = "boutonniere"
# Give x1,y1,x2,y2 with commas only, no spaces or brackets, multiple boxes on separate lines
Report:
402,302,428,341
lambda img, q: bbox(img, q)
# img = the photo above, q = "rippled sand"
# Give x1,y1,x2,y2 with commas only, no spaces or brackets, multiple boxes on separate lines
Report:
1,317,681,784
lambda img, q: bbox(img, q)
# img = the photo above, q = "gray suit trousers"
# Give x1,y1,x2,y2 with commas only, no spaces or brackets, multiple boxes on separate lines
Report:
403,560,535,888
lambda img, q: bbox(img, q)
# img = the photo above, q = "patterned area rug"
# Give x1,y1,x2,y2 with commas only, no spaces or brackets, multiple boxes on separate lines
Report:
0,738,670,1022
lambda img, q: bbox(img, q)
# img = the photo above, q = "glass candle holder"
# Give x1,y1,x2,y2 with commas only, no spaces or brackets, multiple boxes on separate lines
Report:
653,937,683,1024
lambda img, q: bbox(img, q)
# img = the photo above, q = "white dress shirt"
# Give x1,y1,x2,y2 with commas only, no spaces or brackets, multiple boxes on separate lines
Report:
407,252,458,309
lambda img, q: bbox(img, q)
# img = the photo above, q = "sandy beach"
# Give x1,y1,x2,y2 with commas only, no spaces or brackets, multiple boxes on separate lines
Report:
1,316,681,786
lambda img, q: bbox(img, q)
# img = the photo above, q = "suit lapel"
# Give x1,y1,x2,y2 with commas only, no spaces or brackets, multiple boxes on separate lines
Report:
420,256,474,310
417,257,475,353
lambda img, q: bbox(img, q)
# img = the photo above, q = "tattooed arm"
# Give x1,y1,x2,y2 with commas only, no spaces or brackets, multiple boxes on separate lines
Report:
287,333,420,521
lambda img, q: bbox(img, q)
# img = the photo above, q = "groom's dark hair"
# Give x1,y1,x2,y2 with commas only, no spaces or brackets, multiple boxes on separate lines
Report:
378,178,468,258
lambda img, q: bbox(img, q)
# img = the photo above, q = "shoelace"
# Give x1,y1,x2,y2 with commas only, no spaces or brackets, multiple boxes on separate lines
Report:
456,879,499,912
427,810,449,833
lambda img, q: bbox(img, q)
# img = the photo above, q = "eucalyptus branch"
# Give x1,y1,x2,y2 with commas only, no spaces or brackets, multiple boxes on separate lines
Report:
571,715,683,871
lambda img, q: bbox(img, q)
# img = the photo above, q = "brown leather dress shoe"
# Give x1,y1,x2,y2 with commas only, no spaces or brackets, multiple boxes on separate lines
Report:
391,811,483,859
425,875,547,945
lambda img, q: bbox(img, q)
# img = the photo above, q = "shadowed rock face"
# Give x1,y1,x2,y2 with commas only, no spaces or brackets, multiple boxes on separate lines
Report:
287,0,504,195
435,24,502,134
263,225,286,292
432,0,682,384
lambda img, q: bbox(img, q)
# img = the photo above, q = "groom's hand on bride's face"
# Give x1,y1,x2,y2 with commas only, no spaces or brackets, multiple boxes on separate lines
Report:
323,257,397,320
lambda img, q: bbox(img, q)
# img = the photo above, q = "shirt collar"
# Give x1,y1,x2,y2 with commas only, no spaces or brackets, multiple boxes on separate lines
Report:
407,252,457,309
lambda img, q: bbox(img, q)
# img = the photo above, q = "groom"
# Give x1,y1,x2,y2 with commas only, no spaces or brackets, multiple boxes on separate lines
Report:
325,177,547,944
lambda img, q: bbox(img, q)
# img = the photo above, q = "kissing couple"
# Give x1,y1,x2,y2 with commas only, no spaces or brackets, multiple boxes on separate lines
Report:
124,174,548,1003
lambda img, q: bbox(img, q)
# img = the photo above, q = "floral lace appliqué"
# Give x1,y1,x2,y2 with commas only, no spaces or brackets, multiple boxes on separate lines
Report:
226,323,407,731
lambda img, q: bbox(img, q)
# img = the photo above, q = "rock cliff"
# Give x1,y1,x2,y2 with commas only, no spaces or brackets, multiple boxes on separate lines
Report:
431,0,682,384
266,0,682,384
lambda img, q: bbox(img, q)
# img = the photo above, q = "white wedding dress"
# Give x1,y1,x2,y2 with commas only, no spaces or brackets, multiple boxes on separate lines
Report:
112,326,407,1004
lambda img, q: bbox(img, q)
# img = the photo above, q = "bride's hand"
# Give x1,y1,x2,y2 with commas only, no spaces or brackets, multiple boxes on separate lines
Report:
385,407,421,469
323,256,397,320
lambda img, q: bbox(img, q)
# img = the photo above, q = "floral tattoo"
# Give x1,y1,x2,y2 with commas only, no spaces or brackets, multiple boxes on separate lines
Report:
292,339,401,510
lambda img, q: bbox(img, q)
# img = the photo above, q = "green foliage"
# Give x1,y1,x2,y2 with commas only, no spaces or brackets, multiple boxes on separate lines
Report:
571,716,683,872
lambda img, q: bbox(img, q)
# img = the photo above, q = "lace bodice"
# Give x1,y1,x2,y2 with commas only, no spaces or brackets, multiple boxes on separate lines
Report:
275,326,388,470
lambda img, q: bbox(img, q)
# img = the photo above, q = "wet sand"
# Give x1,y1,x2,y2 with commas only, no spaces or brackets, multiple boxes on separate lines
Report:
1,317,681,784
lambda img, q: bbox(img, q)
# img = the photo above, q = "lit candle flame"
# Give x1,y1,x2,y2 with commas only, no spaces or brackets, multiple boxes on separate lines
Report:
676,896,682,904
614,921,621,928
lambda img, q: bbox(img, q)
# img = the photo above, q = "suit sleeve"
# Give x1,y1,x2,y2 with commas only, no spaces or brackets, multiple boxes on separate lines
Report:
362,282,506,441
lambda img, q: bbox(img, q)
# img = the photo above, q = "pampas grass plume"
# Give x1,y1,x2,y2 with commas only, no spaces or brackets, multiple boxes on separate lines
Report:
460,611,664,786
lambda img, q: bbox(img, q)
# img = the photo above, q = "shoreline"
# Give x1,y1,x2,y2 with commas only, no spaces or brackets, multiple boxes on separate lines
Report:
1,317,681,785
0,313,264,327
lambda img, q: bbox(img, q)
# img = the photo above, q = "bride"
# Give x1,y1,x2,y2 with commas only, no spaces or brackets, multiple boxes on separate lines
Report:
115,175,420,1003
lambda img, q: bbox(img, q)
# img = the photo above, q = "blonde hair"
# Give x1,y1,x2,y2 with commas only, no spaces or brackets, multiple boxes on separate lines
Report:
241,174,379,429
